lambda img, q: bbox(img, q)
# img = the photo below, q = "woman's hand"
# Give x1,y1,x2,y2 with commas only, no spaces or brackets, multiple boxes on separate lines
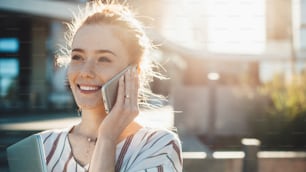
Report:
98,66,139,142
89,66,139,172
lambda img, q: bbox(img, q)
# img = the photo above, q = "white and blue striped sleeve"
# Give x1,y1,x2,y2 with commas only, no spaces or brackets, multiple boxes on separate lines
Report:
126,129,183,172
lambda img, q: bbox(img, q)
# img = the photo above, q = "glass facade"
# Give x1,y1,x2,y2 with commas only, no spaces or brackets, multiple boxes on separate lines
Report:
0,58,19,97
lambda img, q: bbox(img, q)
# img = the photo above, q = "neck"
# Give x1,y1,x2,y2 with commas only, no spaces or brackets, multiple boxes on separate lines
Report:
77,107,107,139
76,107,143,143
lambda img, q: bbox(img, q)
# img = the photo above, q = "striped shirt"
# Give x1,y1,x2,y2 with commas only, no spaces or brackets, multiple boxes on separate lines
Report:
39,127,183,172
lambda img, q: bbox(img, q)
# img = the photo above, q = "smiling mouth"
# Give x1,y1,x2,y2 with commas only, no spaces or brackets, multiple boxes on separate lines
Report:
77,84,102,93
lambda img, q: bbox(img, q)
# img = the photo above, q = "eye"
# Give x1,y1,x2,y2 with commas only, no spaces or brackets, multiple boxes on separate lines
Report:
71,55,83,61
98,56,111,63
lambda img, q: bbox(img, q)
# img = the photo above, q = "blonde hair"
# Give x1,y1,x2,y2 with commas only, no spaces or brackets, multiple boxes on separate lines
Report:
56,0,165,108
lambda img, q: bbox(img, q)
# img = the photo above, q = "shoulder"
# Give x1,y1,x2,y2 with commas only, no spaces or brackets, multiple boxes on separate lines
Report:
140,127,180,145
38,127,71,144
133,127,182,156
124,127,183,171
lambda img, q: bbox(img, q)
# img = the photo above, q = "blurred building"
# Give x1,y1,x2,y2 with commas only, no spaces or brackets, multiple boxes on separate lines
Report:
0,0,305,139
132,0,306,139
0,0,84,112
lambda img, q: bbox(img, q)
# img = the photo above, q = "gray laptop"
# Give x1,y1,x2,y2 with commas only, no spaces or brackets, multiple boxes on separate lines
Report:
7,134,47,172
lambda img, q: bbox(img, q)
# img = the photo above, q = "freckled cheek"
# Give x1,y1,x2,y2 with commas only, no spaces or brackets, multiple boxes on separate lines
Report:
95,68,113,82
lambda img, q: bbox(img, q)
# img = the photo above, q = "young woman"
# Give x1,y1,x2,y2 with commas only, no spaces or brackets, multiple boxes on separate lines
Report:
39,1,182,172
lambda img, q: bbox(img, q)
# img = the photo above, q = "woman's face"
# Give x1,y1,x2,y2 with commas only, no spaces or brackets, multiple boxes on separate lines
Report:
68,24,130,110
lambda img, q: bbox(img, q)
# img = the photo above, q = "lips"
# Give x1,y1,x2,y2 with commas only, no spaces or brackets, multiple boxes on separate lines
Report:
77,84,101,94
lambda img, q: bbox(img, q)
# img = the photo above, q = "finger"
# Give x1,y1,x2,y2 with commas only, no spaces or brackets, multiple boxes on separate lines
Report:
124,68,132,105
130,66,139,107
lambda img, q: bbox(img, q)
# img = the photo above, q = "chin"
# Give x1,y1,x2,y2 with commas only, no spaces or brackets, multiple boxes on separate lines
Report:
78,100,104,110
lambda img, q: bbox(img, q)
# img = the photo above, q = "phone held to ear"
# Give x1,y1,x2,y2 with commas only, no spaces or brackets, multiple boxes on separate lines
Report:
101,65,134,113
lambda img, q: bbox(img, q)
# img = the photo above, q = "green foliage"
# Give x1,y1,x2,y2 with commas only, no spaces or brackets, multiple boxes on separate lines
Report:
251,72,306,150
259,73,306,119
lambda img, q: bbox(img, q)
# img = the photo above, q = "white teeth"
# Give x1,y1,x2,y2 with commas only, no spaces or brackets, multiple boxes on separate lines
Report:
79,86,99,91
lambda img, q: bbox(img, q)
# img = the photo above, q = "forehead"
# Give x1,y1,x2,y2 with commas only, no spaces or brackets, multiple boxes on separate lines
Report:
72,24,126,52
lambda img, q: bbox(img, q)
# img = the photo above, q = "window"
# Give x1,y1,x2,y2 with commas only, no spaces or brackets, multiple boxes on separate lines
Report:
0,38,19,53
0,58,19,97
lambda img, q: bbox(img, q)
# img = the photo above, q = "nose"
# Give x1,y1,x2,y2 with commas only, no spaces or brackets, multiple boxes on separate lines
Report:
80,59,95,78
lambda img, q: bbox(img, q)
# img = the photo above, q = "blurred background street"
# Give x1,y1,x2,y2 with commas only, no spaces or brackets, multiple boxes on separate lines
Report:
0,0,306,171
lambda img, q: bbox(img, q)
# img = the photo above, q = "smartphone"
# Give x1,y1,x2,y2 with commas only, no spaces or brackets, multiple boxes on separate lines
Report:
101,65,133,113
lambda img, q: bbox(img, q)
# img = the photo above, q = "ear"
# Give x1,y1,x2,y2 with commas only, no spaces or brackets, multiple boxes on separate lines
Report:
136,63,141,74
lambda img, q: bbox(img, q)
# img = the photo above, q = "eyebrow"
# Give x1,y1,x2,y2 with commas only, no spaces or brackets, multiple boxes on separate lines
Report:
71,48,117,57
